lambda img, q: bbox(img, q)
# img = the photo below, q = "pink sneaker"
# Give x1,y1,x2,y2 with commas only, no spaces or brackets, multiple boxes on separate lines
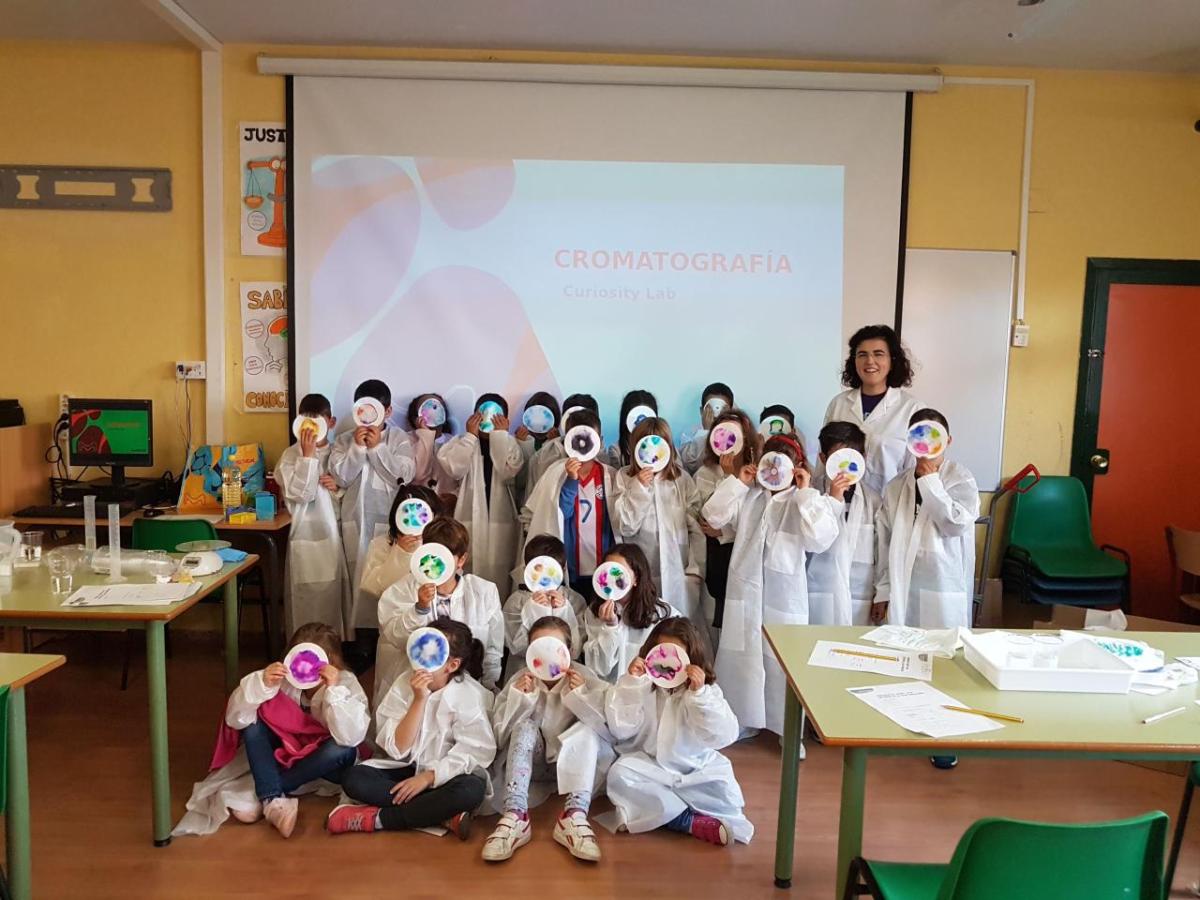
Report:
689,814,729,846
326,804,379,835
443,811,472,841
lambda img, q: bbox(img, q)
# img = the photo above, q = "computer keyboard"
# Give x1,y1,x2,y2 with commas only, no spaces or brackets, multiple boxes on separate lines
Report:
14,503,136,519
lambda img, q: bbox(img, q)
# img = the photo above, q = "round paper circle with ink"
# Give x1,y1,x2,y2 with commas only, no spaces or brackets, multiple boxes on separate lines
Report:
592,560,633,602
409,542,456,586
407,627,450,672
634,434,671,473
352,397,385,428
564,425,602,462
477,400,504,433
417,397,446,428
523,555,565,592
709,422,744,456
907,420,948,459
825,448,867,486
526,635,572,683
757,451,795,491
394,498,433,536
284,642,329,690
624,404,656,433
522,404,555,435
292,415,328,444
561,405,584,428
645,642,690,689
758,415,791,438
704,397,729,418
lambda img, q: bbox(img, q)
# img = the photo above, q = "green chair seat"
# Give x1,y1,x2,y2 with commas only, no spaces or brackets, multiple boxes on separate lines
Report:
862,861,947,899
1005,476,1128,580
1016,545,1127,580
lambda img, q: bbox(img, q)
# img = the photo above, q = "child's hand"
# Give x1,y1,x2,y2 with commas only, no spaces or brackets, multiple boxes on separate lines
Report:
299,427,317,458
318,664,339,689
685,664,706,692
719,453,738,476
410,669,434,699
263,662,288,688
628,657,648,677
828,473,851,502
353,426,369,447
794,465,812,490
547,589,566,609
416,582,436,610
698,516,721,539
515,670,537,693
363,426,382,449
515,425,531,442
390,770,435,805
465,413,482,436
493,414,510,432
636,466,655,487
599,599,618,625
564,669,585,691
319,473,338,492
737,463,757,486
870,601,888,624
915,456,942,478
398,534,421,553
565,459,582,481
546,426,560,440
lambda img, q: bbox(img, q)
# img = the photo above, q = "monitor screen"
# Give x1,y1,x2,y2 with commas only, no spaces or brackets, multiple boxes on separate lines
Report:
67,399,153,468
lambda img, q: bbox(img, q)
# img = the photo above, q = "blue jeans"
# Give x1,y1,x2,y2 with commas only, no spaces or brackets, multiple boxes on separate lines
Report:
242,718,357,802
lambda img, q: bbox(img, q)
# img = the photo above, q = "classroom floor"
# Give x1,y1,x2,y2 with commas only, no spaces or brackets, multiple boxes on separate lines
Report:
9,630,1200,899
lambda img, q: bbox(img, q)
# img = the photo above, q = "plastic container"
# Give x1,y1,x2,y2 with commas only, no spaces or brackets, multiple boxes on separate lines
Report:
962,630,1138,694
221,467,243,518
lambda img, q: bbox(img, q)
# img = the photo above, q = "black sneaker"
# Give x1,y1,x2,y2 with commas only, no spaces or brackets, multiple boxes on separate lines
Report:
930,755,959,770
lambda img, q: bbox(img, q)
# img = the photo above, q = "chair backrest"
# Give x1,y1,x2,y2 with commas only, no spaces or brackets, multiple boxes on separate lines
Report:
1006,476,1097,551
1167,526,1200,578
937,812,1167,900
131,518,218,552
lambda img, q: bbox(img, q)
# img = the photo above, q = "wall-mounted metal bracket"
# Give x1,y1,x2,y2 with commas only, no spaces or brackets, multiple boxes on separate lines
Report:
0,165,171,211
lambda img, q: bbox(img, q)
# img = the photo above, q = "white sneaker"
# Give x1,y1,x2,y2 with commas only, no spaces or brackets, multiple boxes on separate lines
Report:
230,802,262,824
554,810,601,862
263,796,298,838
737,726,761,742
482,813,531,861
777,733,807,760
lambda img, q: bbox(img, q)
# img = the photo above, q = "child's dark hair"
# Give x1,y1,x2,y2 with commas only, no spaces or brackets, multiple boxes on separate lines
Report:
819,421,867,457
527,615,572,647
764,433,810,472
562,393,599,415
593,543,670,630
629,416,681,481
287,622,345,671
476,392,509,418
760,404,795,429
406,392,450,435
909,407,951,433
386,483,444,544
524,392,561,431
431,616,484,682
703,382,734,406
638,616,716,685
702,408,759,468
354,379,392,408
298,393,332,418
841,325,914,389
524,533,567,569
423,516,470,558
564,408,602,440
618,389,658,464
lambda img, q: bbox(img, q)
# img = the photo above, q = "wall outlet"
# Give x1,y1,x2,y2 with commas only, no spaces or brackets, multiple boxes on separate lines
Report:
1011,322,1031,348
58,393,69,417
175,360,207,380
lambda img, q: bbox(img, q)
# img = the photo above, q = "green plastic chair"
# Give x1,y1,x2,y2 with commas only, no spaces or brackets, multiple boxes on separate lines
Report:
1165,762,1200,893
1006,476,1129,580
131,517,218,552
843,812,1167,900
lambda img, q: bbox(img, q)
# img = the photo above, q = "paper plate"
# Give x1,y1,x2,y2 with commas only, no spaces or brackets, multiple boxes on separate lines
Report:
703,397,729,418
417,397,446,428
477,400,504,433
624,404,656,433
709,422,744,456
634,434,671,473
645,642,690,689
564,424,602,462
522,404,555,434
410,542,456,586
292,415,328,444
825,447,867,486
395,498,433,536
561,405,584,428
907,420,948,459
352,397,386,428
523,555,565,592
407,627,450,672
758,415,791,438
526,635,572,683
592,560,633,602
757,451,795,491
284,642,328,690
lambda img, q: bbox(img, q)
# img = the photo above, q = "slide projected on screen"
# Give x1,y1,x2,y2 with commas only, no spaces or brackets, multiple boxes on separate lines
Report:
306,154,843,442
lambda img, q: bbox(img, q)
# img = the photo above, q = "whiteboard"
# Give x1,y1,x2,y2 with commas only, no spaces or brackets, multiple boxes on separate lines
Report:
902,249,1015,491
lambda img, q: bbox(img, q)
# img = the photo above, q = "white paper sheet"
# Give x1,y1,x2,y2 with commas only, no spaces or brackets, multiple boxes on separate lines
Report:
808,640,933,681
846,681,1005,738
1129,663,1198,695
62,582,202,607
860,625,963,659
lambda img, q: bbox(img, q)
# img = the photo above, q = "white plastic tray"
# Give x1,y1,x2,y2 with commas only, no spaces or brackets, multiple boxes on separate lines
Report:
962,630,1137,694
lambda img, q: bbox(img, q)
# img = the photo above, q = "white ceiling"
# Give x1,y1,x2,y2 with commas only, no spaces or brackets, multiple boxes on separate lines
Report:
3,0,1199,72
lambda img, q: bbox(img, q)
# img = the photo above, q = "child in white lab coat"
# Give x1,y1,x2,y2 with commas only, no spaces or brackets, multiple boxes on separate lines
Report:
517,391,562,504
502,534,588,684
276,393,351,637
526,392,597,501
758,403,799,438
613,416,705,630
483,617,615,863
377,516,505,691
703,434,840,736
174,623,370,838
614,389,658,468
583,543,678,683
807,421,881,626
679,382,735,474
438,393,525,592
328,618,496,838
407,392,459,505
603,617,752,846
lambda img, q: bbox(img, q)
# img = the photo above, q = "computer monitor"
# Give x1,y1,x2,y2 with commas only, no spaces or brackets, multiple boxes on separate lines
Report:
67,398,153,492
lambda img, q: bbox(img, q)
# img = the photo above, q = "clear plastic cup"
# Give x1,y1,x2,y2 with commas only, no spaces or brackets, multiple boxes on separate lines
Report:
46,549,73,595
144,550,177,583
17,531,43,566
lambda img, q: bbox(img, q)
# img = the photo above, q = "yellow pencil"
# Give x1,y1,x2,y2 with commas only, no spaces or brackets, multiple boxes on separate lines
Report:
942,705,1024,724
831,648,900,663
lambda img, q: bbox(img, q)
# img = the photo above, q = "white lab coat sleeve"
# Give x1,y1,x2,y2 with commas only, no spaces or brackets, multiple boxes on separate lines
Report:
379,578,432,649
432,699,497,787
502,591,530,656
374,680,417,762
311,672,371,746
680,684,740,750
328,434,367,489
612,472,652,537
277,451,320,505
561,671,612,737
358,538,393,599
490,431,526,480
366,431,414,484
791,488,842,553
678,430,708,474
918,471,980,537
483,589,505,691
604,673,656,743
583,611,624,679
701,475,750,531
491,678,538,750
874,502,894,608
437,433,479,481
822,394,840,426
224,669,279,729
410,429,438,486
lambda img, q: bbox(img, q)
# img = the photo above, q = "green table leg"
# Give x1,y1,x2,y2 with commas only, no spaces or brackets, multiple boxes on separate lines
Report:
774,689,804,888
7,687,31,900
224,575,239,692
146,621,171,847
835,747,868,900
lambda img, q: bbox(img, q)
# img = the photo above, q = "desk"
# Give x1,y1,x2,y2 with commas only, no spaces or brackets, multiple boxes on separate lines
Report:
764,625,1200,897
0,558,256,846
0,653,64,900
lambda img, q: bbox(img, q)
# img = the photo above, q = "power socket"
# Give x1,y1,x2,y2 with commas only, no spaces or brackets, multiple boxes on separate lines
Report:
58,393,69,417
1011,322,1031,348
175,361,207,381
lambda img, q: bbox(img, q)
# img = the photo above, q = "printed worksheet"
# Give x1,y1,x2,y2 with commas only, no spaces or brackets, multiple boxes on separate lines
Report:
847,681,1004,738
807,641,933,681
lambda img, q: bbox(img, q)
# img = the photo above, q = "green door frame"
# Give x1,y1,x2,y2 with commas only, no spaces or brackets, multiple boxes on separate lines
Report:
1072,258,1200,500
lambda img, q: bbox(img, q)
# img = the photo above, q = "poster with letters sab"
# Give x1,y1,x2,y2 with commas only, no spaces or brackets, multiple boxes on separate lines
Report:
240,282,288,413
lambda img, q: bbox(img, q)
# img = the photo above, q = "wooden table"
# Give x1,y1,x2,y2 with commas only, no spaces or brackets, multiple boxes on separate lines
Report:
764,625,1200,897
0,653,64,900
0,558,256,846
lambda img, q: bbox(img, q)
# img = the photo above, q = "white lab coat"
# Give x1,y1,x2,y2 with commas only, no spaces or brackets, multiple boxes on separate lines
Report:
600,675,752,843
377,573,505,691
806,483,883,626
524,437,566,506
875,461,980,629
520,458,621,582
329,427,415,630
410,428,458,496
703,477,839,733
501,586,587,684
822,388,923,497
438,432,524,592
369,675,496,804
276,443,352,637
363,538,415,701
677,427,710,475
582,601,681,684
173,668,370,836
694,464,736,545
